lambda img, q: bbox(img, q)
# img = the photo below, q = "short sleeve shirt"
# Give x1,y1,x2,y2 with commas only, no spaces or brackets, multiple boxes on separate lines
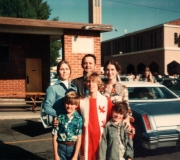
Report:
52,110,83,142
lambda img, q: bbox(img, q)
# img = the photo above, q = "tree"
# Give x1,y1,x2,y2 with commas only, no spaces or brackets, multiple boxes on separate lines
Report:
50,40,62,67
50,17,62,67
0,0,51,19
0,0,61,66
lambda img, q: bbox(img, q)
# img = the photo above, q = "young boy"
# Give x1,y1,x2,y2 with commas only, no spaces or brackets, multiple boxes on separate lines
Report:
99,101,134,160
52,91,83,160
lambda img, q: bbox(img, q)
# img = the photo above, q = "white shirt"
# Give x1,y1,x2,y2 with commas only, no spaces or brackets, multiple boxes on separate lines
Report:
61,80,69,88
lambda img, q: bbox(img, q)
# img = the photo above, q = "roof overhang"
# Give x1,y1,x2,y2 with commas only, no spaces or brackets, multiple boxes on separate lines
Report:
0,17,113,42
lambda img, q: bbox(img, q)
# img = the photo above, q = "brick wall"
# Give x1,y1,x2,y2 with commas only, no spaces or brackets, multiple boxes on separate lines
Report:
0,79,26,98
63,29,101,80
0,33,49,97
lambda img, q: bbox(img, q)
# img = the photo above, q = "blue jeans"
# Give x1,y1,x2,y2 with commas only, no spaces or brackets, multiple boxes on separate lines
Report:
58,143,77,160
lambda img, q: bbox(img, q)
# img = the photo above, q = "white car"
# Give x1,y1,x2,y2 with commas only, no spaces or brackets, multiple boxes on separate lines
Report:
121,81,180,149
40,81,180,150
50,72,58,85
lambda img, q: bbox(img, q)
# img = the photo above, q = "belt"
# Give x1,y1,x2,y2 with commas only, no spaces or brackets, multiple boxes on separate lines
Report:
59,141,75,146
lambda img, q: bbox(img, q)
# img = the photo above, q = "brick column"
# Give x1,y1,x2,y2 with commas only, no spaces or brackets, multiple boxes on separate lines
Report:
63,29,101,80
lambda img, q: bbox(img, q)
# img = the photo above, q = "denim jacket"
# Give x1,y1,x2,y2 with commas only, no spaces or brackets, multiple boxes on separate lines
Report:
99,120,134,160
43,79,77,117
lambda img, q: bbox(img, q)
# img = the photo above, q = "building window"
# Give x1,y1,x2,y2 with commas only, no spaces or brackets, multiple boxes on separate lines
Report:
0,46,9,62
127,64,135,74
127,38,131,52
149,62,159,75
107,43,111,56
137,63,146,74
150,32,157,49
136,35,143,51
113,41,119,54
167,61,180,75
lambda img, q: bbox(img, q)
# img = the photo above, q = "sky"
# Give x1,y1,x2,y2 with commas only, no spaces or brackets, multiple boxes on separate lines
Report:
44,0,180,41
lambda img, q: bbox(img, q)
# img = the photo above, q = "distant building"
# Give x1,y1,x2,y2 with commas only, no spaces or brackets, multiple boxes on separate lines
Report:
101,19,180,76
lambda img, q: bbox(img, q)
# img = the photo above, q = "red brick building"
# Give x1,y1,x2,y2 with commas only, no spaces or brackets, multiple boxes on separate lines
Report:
0,17,112,97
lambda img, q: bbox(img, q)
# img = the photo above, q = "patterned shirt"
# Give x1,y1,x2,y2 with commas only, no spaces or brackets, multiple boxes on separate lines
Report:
52,110,83,142
100,82,130,109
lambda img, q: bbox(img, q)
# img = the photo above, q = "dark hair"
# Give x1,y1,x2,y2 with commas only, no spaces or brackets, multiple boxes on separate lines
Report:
81,54,96,68
56,60,71,76
144,67,150,72
64,91,80,106
104,59,121,74
112,101,128,115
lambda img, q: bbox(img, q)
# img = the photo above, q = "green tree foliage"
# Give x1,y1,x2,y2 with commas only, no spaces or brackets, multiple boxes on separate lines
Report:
0,0,51,19
0,0,61,66
50,40,62,67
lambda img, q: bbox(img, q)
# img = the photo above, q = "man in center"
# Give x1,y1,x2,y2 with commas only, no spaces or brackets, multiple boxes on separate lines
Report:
72,54,96,96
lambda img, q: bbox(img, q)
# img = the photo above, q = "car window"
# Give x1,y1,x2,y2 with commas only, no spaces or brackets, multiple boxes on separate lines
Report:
128,87,177,100
120,77,129,81
162,80,175,89
171,82,180,91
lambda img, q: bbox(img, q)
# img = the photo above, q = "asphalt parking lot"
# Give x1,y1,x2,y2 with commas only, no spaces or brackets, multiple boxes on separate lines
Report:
0,118,53,160
0,104,54,160
0,106,180,160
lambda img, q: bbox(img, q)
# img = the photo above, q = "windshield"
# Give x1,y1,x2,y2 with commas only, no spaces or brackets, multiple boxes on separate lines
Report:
128,87,177,100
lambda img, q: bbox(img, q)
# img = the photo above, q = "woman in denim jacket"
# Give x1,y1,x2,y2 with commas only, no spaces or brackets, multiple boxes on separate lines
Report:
43,60,77,118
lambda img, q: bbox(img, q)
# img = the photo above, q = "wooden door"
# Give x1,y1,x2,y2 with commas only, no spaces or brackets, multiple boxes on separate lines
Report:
26,58,42,92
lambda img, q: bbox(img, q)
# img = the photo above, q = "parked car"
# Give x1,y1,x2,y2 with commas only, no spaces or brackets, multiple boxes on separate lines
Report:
169,80,180,97
122,81,180,149
156,78,180,96
156,77,178,88
101,75,129,83
41,80,180,150
50,72,58,85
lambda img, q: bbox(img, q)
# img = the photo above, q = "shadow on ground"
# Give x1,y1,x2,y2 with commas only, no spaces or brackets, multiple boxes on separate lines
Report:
0,140,46,160
134,144,180,158
11,120,52,137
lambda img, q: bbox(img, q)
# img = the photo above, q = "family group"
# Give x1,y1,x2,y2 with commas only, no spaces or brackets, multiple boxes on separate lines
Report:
43,54,135,160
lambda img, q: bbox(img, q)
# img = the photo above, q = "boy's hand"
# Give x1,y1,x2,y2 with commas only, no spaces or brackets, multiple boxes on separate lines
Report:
53,117,59,127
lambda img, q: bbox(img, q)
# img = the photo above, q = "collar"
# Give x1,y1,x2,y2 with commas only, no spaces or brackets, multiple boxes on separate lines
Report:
58,110,80,119
108,119,123,128
54,78,75,87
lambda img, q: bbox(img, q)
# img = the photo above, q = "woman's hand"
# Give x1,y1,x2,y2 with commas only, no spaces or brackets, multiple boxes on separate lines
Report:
79,155,85,160
71,156,78,160
123,116,131,132
54,154,60,160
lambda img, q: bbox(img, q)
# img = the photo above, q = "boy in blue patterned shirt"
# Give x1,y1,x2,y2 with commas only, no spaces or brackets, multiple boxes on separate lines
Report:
52,91,83,160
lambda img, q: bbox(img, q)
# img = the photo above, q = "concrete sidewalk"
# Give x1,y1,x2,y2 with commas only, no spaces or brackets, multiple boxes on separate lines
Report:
0,106,41,120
